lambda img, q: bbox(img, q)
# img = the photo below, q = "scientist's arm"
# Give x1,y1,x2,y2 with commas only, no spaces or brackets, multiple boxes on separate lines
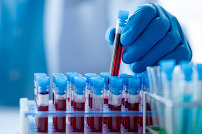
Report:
105,3,192,73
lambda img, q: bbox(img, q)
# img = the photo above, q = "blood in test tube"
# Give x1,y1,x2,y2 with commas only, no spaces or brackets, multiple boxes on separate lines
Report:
55,76,67,132
34,73,46,104
91,77,104,132
66,72,77,103
36,76,49,132
127,77,140,132
85,73,96,106
109,10,129,77
108,76,123,132
72,77,86,132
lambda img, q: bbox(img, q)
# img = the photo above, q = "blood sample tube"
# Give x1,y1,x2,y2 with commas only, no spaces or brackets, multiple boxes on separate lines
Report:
119,74,127,106
66,72,77,102
91,77,104,132
100,72,109,124
109,10,129,77
52,73,65,105
73,77,86,132
36,75,49,132
128,77,140,132
137,75,144,127
108,76,123,132
55,76,67,132
85,73,97,106
34,73,46,104
69,73,82,106
100,72,109,105
89,76,100,109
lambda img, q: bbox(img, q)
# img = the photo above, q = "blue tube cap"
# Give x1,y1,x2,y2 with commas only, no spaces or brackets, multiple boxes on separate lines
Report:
93,77,104,95
38,76,49,93
181,62,193,81
160,59,176,81
90,76,100,86
74,77,86,95
85,73,97,83
34,73,46,81
53,73,65,83
118,10,129,21
196,64,202,80
100,72,109,83
70,73,82,84
123,75,134,86
66,72,77,81
55,76,67,88
110,76,122,95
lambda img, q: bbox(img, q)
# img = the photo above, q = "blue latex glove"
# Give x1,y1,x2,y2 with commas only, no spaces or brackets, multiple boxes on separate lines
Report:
105,3,192,73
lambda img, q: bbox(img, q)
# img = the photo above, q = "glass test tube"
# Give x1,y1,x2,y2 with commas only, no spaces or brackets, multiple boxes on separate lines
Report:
73,77,86,132
109,10,129,77
34,73,46,104
36,76,49,132
128,77,140,132
55,76,67,132
108,76,123,132
92,77,104,132
100,72,109,105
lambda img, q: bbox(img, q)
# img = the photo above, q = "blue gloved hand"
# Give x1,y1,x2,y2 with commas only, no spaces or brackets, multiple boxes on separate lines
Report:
105,3,192,73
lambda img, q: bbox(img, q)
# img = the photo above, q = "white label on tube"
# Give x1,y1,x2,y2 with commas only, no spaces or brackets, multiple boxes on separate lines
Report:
37,94,49,106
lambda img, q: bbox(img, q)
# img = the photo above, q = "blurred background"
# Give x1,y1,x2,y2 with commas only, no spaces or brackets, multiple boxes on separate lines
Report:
0,0,202,132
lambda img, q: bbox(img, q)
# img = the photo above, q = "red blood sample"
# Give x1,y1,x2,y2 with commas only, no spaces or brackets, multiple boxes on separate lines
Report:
108,105,122,132
91,117,103,132
146,103,153,125
71,100,74,106
52,92,54,104
125,101,129,108
36,106,48,132
55,99,66,132
88,94,91,106
90,97,93,108
73,102,85,132
128,103,139,132
68,97,70,102
110,33,123,76
104,98,108,104
122,98,125,106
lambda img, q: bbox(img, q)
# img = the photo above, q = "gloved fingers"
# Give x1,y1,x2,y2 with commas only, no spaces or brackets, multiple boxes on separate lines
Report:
130,30,181,73
121,3,158,47
105,26,116,45
122,7,171,64
157,44,192,64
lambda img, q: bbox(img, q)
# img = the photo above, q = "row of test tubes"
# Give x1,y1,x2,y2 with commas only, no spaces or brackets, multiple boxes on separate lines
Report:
33,72,153,133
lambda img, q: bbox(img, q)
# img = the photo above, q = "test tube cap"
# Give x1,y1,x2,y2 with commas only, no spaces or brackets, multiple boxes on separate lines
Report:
181,62,193,81
34,73,46,81
52,73,65,83
160,59,176,81
196,64,202,80
128,78,140,88
109,76,123,95
55,76,67,88
70,73,82,84
100,72,109,83
123,75,134,87
93,77,104,88
74,77,86,95
38,76,49,93
118,10,129,21
66,72,77,81
90,76,100,86
85,73,97,83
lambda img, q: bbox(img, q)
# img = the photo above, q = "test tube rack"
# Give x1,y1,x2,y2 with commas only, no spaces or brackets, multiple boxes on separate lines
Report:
20,98,146,134
143,92,202,134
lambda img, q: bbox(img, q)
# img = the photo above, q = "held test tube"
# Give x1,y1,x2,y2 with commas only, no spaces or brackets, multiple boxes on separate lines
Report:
109,10,129,77
92,77,104,132
108,76,123,132
55,76,67,132
36,76,49,132
73,77,86,132
128,77,140,132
